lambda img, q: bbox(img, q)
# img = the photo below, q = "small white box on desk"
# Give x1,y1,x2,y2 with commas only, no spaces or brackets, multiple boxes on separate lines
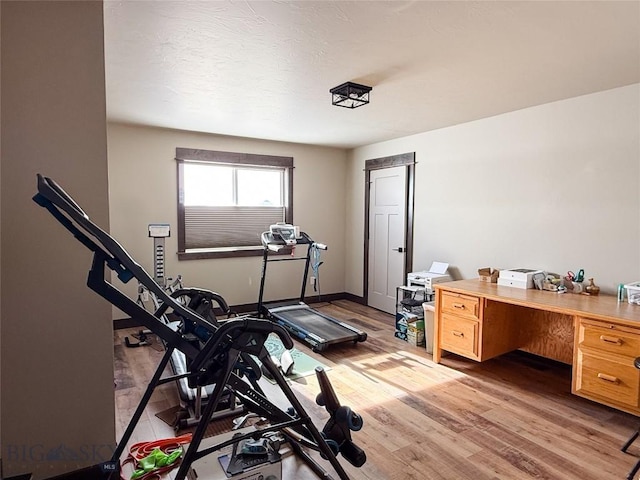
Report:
498,268,542,289
497,278,530,289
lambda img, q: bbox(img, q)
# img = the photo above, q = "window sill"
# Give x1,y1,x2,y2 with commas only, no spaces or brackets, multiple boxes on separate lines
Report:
178,246,292,260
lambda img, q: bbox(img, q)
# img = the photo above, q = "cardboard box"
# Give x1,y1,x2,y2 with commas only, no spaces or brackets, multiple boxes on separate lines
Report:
189,458,281,480
478,268,500,283
214,455,281,480
187,427,282,480
407,319,425,334
407,329,425,347
395,313,425,344
394,330,408,341
406,319,425,346
395,312,419,334
396,311,420,333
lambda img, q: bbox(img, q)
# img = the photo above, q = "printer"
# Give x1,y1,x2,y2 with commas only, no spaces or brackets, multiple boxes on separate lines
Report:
407,262,452,294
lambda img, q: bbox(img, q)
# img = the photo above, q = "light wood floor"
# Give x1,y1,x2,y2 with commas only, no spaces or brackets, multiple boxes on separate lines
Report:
114,300,640,480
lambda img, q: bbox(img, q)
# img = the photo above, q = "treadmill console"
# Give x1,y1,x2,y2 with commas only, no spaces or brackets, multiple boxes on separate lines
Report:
270,223,298,245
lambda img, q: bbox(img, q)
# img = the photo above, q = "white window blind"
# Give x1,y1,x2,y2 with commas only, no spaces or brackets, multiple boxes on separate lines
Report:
184,205,285,249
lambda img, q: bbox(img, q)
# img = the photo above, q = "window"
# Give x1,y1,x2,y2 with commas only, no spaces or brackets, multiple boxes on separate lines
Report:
176,148,293,259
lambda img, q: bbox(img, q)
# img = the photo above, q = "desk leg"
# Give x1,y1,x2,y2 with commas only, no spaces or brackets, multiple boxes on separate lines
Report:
433,346,442,363
433,290,442,363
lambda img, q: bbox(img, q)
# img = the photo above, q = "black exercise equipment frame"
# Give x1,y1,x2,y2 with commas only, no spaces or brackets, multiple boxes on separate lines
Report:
33,174,365,480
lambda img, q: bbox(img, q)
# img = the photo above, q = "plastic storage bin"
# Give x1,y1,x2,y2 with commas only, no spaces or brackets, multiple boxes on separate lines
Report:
422,301,435,354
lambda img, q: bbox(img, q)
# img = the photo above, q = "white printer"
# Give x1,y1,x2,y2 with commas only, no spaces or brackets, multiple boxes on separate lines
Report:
407,262,452,293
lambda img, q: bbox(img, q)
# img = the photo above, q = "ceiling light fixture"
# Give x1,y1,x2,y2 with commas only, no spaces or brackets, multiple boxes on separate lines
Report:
330,81,372,109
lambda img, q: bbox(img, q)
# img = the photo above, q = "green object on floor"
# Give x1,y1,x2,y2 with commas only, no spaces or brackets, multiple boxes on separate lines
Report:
131,447,182,479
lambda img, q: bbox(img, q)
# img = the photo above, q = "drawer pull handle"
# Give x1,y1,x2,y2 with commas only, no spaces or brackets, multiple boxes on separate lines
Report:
452,331,465,338
599,335,622,346
597,373,620,384
452,303,466,310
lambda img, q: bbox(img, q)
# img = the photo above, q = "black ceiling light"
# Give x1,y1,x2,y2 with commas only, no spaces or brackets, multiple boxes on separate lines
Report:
330,81,372,109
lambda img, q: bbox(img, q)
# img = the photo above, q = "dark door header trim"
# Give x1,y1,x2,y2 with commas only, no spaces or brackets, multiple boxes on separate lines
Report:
365,152,415,171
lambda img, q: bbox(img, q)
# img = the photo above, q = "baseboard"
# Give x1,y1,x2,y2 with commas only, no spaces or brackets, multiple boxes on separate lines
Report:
113,292,363,329
113,317,143,330
341,292,366,304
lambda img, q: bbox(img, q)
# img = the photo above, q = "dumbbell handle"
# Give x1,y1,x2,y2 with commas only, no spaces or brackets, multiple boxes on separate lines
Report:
316,366,341,412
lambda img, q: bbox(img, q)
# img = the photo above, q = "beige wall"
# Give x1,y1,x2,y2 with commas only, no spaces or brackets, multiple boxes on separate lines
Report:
1,2,114,478
347,84,640,296
107,124,348,313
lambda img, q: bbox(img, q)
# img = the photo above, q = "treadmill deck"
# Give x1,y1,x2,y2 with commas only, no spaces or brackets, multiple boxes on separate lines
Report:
267,303,367,351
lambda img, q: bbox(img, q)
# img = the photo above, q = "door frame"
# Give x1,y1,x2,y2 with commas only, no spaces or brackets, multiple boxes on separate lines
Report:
363,152,416,305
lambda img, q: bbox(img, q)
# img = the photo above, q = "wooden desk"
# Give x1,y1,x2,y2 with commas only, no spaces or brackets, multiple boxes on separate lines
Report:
434,279,640,415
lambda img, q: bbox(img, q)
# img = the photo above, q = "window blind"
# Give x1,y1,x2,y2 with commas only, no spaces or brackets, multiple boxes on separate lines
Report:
184,205,284,249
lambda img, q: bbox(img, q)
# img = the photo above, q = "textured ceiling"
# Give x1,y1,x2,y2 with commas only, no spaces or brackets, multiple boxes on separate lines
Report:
104,1,640,149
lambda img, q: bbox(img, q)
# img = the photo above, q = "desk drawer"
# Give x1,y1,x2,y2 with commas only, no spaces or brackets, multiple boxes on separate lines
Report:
440,313,478,359
579,321,640,358
576,350,640,408
441,292,480,320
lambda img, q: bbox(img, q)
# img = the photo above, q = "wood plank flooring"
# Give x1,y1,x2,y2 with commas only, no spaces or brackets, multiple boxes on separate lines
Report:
114,300,640,479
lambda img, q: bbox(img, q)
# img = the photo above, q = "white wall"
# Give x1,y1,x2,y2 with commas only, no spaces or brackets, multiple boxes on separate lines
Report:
1,2,114,478
347,84,640,296
107,124,348,313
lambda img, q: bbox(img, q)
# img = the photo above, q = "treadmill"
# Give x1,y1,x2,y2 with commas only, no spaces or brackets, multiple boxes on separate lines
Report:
257,225,367,352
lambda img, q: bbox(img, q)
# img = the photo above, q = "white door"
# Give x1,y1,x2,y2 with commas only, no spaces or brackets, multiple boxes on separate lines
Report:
367,166,407,314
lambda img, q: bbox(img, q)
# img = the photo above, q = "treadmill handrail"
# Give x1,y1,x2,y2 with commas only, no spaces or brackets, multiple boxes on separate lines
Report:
258,230,322,307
